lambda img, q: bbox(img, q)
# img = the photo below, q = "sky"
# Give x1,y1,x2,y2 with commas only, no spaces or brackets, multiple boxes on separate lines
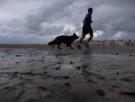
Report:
0,0,135,44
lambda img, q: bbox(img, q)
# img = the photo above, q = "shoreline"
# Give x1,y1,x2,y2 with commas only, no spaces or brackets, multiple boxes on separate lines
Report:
0,44,134,48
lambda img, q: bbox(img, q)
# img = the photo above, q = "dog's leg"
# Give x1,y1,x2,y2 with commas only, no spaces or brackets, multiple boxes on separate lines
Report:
58,43,62,49
52,44,55,48
69,44,73,49
66,44,69,48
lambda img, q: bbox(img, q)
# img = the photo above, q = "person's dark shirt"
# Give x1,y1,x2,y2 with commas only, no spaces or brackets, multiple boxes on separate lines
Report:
83,11,92,25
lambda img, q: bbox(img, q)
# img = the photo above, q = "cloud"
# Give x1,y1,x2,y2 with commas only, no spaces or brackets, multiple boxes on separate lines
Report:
0,0,135,43
24,0,75,31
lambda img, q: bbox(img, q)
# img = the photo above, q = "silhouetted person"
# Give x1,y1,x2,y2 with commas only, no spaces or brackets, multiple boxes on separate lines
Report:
78,8,93,48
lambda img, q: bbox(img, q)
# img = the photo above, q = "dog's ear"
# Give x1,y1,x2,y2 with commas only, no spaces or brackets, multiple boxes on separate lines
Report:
73,33,76,35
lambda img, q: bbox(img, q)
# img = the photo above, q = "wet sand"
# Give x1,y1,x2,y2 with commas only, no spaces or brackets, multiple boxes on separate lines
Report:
0,47,135,102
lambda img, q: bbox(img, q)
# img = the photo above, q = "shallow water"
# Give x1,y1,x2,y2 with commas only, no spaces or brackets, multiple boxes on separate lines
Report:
0,47,135,102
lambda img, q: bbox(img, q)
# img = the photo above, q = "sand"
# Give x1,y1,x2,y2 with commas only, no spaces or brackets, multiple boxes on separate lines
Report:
0,46,135,102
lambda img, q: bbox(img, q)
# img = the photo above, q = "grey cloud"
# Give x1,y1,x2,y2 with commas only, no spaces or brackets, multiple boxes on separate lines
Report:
0,0,135,43
24,0,75,31
91,0,135,40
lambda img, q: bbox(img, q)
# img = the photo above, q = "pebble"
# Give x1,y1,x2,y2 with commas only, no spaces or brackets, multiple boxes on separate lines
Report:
96,89,105,96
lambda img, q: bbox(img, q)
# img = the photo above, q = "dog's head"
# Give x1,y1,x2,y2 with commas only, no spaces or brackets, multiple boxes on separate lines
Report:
72,33,79,39
48,41,52,46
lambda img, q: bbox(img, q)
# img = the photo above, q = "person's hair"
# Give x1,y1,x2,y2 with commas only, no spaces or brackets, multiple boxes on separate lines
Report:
88,8,93,12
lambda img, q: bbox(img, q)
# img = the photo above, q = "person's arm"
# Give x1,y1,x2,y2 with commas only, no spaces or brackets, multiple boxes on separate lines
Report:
83,14,88,24
83,13,93,23
88,13,93,23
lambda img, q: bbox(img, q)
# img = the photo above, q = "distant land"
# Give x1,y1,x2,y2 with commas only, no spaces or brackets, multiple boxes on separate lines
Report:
0,39,134,48
0,44,48,48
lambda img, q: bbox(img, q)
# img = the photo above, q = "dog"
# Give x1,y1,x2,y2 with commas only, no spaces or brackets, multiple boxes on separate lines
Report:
48,33,79,49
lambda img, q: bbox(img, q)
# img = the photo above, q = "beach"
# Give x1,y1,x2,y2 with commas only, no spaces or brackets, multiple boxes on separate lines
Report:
0,46,135,102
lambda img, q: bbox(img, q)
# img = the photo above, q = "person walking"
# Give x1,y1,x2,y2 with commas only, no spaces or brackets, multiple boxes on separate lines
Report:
78,8,93,49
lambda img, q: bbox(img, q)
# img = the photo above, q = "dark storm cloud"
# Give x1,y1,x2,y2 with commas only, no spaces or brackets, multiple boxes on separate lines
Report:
0,0,135,43
24,0,135,39
92,0,135,39
24,0,75,32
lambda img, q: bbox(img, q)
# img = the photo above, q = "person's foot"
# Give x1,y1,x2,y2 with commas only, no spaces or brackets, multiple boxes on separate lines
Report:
84,42,89,49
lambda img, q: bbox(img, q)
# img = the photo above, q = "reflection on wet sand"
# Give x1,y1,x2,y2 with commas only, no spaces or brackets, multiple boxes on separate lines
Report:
0,47,135,102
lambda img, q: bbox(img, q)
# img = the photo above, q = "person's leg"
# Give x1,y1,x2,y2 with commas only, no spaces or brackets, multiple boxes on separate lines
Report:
83,26,93,48
87,26,93,43
77,24,87,49
80,24,87,44
79,34,85,44
77,34,85,49
87,31,93,43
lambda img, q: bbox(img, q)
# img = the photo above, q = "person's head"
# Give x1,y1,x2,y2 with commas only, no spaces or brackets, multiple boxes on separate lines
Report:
88,8,93,13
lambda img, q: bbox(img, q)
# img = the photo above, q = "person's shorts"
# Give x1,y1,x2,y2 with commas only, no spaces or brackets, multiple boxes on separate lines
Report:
82,24,93,35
